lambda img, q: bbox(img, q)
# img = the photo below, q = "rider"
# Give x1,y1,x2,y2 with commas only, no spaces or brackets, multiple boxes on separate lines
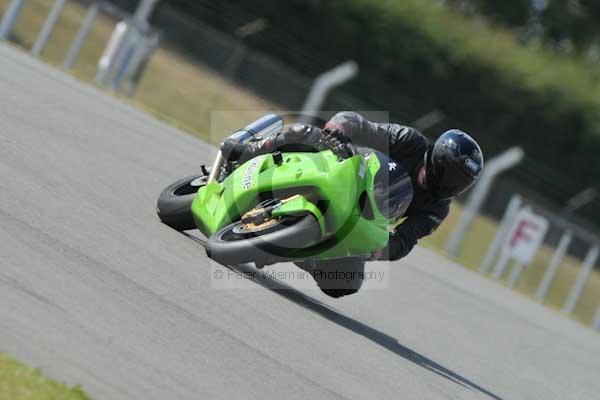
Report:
221,111,484,298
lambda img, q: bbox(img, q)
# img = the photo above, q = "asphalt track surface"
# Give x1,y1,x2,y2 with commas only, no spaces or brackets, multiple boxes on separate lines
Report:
1,43,600,400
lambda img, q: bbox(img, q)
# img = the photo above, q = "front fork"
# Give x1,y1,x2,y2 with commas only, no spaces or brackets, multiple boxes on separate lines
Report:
207,151,224,183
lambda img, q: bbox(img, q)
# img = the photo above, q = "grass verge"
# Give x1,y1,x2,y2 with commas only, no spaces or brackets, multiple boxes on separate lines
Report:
0,353,90,400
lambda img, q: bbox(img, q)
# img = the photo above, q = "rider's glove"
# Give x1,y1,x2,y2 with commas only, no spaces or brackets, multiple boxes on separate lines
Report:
319,128,356,159
368,227,418,262
221,138,247,162
221,137,266,163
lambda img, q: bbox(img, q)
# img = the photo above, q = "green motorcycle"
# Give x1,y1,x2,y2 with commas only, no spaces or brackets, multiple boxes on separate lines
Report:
157,114,413,267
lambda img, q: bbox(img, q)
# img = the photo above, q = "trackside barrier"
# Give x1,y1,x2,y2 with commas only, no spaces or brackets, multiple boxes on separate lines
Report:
300,61,359,123
0,0,26,40
0,0,160,96
535,230,573,300
481,195,600,325
563,246,599,315
32,0,67,56
0,0,354,108
64,2,100,69
96,0,160,93
480,194,523,274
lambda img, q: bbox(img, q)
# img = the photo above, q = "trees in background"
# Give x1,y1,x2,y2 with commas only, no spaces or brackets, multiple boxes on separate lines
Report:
445,0,600,57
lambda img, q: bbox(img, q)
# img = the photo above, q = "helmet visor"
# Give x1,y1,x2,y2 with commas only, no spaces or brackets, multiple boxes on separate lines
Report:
425,149,471,198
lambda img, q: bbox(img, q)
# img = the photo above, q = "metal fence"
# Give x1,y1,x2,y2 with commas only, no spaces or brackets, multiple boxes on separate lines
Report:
150,3,372,114
0,0,159,94
475,193,600,329
0,0,374,121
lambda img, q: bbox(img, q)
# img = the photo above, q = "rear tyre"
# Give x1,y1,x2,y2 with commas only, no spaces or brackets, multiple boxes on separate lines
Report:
157,175,206,231
207,214,322,265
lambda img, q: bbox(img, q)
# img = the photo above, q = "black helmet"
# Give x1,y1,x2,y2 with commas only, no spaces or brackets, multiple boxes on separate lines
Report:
424,129,483,198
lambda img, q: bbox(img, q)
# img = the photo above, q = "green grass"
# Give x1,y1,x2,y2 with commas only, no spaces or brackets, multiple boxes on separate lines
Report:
2,1,598,328
0,353,90,400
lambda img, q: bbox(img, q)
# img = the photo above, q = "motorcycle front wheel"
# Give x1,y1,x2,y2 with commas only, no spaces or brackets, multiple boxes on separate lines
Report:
207,214,322,265
156,175,206,231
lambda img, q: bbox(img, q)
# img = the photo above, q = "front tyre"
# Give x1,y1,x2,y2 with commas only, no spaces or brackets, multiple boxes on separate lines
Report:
157,175,206,231
207,214,322,265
